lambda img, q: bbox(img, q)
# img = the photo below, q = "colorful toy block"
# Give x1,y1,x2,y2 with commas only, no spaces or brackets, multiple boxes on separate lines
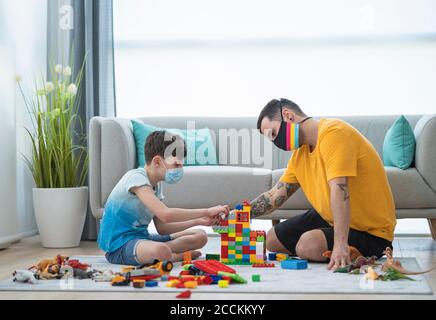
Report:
281,259,308,270
176,290,192,299
132,279,145,288
145,280,158,287
218,280,229,288
193,260,236,275
206,254,220,261
184,281,198,289
209,275,222,284
276,253,289,261
217,271,247,284
252,274,261,282
268,252,277,261
213,200,266,265
252,262,275,268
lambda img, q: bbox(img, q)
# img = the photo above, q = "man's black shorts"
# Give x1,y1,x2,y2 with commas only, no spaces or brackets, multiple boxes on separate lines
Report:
274,209,393,258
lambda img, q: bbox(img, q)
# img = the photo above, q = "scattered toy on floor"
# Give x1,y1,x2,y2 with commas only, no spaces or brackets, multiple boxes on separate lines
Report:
252,274,261,282
206,254,220,261
281,259,308,270
132,279,145,288
12,270,39,284
275,253,289,261
382,247,434,275
218,280,229,288
252,263,275,268
322,246,363,262
176,290,192,299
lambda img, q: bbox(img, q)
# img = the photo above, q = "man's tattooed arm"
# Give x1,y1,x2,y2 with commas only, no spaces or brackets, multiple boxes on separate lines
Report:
250,182,300,218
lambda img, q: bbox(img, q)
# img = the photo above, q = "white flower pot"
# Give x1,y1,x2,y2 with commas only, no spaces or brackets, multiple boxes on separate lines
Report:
33,187,88,248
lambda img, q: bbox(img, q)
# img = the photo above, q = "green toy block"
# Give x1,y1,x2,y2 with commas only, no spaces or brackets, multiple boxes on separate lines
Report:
206,254,220,261
183,264,193,270
252,274,261,282
218,271,247,284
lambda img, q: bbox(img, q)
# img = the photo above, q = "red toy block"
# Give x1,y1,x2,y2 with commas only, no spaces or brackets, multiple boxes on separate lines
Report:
194,260,236,275
175,282,186,288
252,263,275,268
176,290,192,299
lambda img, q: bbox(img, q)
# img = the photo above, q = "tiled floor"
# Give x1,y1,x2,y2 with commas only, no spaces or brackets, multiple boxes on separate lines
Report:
0,235,435,300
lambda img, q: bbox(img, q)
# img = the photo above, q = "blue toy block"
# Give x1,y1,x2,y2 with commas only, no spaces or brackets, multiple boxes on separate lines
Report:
281,259,308,270
210,275,222,284
268,252,277,261
146,280,158,287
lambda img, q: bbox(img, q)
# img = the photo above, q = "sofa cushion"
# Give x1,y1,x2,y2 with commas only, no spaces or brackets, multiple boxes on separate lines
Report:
162,166,271,208
383,115,416,170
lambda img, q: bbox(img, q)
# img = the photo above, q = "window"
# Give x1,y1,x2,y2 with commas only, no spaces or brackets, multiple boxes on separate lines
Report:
114,0,436,118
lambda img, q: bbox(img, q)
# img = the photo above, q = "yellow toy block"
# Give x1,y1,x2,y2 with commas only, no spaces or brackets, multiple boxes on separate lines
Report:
166,280,180,288
218,280,229,288
236,237,243,242
184,281,198,289
236,254,242,259
222,241,228,246
228,250,235,254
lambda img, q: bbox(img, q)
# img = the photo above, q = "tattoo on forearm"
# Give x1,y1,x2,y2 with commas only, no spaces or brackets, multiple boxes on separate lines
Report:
250,194,273,218
274,195,286,207
337,183,350,201
250,182,299,217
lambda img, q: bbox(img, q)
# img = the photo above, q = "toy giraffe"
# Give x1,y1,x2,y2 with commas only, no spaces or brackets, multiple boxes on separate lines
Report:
213,200,266,265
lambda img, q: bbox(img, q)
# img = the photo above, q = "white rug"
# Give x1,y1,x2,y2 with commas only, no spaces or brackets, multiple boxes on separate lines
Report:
0,255,432,295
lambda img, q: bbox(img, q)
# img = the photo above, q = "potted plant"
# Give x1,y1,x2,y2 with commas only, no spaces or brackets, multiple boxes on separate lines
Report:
17,60,88,248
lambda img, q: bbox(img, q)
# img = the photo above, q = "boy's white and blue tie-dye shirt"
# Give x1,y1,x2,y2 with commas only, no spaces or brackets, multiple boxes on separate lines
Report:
97,168,164,253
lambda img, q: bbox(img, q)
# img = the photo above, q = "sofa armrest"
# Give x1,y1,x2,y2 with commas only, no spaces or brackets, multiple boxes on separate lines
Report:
414,114,436,193
89,117,136,219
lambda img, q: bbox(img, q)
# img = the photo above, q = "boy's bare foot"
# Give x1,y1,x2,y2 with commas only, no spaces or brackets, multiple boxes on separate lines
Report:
171,250,202,262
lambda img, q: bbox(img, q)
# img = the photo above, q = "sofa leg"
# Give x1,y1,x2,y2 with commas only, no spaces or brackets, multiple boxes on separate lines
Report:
428,219,436,240
272,219,281,226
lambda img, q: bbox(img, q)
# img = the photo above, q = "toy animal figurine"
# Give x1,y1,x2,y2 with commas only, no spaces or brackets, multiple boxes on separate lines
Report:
382,247,433,275
322,246,363,262
33,255,69,272
12,270,39,284
92,269,115,282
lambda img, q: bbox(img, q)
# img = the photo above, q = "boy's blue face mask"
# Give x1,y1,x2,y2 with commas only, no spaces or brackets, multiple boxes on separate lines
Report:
163,161,184,184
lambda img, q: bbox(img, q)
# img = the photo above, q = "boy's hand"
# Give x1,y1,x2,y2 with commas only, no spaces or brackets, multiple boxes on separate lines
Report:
207,205,230,218
198,216,221,227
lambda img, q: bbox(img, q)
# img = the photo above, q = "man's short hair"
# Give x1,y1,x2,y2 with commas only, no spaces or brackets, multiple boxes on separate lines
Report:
257,98,305,133
144,130,187,164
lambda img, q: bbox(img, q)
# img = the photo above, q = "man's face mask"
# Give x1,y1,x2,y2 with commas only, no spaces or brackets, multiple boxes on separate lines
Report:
273,107,311,151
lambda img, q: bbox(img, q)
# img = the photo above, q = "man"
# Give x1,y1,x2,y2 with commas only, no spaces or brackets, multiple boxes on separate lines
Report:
252,98,396,270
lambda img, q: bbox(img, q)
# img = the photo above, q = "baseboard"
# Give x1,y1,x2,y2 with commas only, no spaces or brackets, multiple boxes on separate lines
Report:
0,229,38,249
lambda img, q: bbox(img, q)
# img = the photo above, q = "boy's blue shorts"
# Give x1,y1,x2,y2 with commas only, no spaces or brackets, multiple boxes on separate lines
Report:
105,234,173,266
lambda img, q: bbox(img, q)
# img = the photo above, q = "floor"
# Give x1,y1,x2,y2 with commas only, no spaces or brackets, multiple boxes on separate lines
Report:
0,235,435,300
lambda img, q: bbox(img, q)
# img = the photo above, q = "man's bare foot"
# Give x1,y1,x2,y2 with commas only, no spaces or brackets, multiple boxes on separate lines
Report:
171,250,202,262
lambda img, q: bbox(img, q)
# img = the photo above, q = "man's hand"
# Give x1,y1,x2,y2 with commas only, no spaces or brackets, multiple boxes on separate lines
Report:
207,205,230,218
327,242,351,270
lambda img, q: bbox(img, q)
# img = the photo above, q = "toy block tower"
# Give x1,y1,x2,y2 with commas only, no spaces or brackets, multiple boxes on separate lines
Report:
213,200,266,265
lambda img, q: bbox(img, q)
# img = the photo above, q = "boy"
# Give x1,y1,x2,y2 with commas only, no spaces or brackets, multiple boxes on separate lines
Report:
98,130,229,265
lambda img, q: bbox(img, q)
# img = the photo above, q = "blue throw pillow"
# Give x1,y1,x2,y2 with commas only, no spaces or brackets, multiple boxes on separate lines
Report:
383,115,416,170
131,120,218,167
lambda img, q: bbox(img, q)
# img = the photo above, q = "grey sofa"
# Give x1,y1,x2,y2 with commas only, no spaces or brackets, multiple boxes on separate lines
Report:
89,115,436,239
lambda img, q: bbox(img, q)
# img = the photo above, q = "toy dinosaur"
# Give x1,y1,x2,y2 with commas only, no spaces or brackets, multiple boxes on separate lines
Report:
322,246,363,262
382,247,433,275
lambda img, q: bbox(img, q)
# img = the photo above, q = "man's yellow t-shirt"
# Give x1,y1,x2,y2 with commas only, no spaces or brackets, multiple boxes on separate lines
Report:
280,118,396,241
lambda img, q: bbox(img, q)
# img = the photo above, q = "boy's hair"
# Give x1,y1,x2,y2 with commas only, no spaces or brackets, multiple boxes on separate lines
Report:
144,130,187,164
